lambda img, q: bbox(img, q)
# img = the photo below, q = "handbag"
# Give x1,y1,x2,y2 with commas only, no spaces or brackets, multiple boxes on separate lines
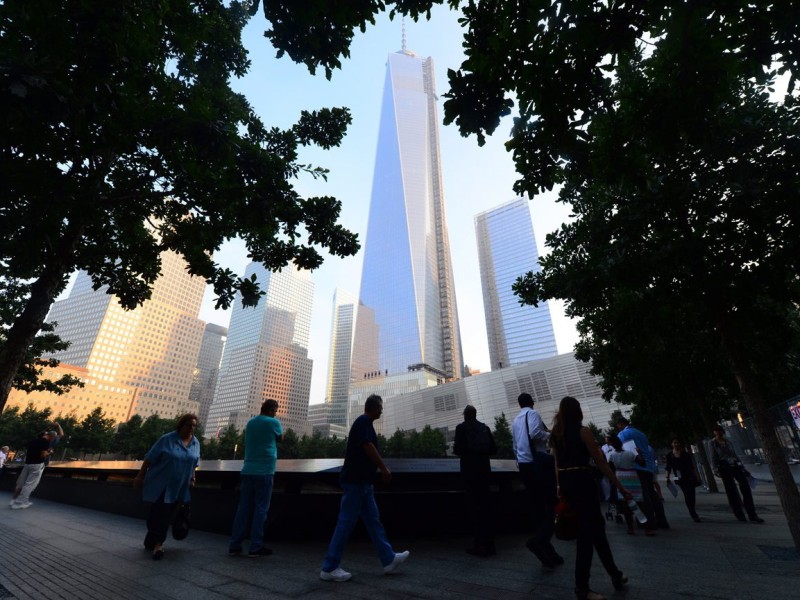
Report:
553,500,579,541
172,503,191,540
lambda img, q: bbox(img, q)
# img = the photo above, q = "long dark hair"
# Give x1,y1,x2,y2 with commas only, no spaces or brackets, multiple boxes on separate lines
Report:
549,396,583,452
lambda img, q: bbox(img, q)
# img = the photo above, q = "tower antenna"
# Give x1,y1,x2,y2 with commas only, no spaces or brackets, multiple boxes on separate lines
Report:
401,16,407,53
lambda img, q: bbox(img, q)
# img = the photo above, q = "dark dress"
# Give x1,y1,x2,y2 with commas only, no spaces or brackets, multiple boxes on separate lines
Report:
665,450,700,520
554,424,623,596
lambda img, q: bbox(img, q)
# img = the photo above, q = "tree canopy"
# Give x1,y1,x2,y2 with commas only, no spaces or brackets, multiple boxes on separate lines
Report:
0,0,359,411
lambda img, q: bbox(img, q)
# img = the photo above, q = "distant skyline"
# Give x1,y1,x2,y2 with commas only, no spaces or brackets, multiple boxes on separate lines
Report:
193,8,577,405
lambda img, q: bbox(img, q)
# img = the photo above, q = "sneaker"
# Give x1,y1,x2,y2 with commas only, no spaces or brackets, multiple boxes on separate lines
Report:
11,501,31,510
749,516,765,524
383,550,410,573
248,547,273,557
8,499,16,507
320,567,352,582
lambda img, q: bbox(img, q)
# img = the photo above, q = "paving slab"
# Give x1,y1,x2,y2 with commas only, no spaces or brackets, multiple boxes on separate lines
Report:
0,482,798,599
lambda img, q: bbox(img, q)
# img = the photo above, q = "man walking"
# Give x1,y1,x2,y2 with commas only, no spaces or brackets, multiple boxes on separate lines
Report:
320,394,409,582
512,392,562,568
229,399,284,557
10,430,57,509
710,425,763,523
616,417,670,530
454,405,497,556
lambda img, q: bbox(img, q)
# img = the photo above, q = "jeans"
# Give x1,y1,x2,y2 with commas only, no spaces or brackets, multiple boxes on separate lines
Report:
229,474,274,552
321,483,395,571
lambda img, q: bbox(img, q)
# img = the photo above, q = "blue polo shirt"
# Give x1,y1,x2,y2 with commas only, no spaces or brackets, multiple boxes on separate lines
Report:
617,425,656,473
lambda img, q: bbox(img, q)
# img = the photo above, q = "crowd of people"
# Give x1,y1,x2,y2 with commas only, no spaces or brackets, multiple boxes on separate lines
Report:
3,395,764,599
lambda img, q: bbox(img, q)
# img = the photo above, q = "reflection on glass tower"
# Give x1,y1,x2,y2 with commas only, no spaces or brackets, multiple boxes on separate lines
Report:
475,198,557,368
206,263,313,435
353,48,464,381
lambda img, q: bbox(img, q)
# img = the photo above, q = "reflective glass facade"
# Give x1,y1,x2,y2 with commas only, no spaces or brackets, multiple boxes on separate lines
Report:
475,198,557,368
354,50,463,380
206,263,314,435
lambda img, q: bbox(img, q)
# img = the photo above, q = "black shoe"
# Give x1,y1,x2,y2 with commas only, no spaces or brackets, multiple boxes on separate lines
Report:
749,516,764,523
466,546,492,557
248,547,273,557
692,516,702,523
575,588,607,600
736,514,747,522
612,574,628,591
525,538,556,568
152,549,165,561
228,547,242,556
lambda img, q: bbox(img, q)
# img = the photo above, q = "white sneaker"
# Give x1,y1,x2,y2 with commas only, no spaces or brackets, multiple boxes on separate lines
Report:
383,551,410,573
319,567,352,582
8,499,17,507
17,501,32,509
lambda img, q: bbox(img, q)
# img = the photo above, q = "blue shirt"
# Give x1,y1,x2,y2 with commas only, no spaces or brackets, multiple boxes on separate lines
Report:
341,414,378,484
617,426,656,473
241,415,283,476
142,431,200,503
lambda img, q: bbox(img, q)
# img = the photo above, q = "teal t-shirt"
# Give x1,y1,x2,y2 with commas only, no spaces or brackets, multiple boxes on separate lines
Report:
241,415,283,476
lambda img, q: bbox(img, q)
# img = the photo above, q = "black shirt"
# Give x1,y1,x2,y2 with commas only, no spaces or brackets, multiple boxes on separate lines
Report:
25,437,50,465
453,420,496,477
340,414,378,484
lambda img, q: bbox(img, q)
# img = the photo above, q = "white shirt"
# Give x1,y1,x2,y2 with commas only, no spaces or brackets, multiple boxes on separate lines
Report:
512,406,550,463
601,443,614,461
0,450,6,469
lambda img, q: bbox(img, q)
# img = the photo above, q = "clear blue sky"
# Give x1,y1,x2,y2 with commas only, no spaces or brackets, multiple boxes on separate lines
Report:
200,6,578,404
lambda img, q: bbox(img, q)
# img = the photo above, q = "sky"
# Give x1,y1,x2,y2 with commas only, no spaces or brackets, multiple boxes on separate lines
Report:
198,5,579,404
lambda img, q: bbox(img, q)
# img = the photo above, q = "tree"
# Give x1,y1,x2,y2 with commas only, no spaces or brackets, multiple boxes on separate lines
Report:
70,407,115,458
218,424,243,460
492,413,514,459
384,429,409,458
136,414,176,458
277,428,300,459
0,403,53,450
113,414,144,458
0,0,359,413
411,425,447,458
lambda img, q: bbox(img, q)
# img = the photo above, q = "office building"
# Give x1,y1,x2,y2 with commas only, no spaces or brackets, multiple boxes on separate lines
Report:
46,250,206,420
475,198,557,368
189,323,228,429
206,262,313,435
352,46,464,385
324,289,358,426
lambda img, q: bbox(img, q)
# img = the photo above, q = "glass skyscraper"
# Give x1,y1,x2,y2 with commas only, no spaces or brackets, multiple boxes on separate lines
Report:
475,198,557,368
353,48,464,381
206,262,313,435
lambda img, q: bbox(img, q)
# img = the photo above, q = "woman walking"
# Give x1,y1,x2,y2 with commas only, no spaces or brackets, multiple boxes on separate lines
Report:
549,397,630,600
665,438,702,522
134,413,200,560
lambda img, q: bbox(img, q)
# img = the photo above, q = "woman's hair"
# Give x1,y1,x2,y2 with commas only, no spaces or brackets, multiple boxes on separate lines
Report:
609,434,623,451
175,413,199,432
549,396,583,451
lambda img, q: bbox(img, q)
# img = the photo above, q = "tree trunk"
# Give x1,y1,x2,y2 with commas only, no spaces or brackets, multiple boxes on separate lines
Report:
720,322,800,551
0,224,84,413
697,407,720,493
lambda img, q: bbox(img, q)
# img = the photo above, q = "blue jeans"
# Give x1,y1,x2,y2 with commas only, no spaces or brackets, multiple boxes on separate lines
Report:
229,474,274,552
321,483,395,571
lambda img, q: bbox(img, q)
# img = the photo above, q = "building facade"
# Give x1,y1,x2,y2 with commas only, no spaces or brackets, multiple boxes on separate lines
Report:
206,263,314,436
352,48,464,383
189,323,228,429
381,353,622,442
324,289,358,426
475,198,558,369
46,250,206,421
5,363,134,423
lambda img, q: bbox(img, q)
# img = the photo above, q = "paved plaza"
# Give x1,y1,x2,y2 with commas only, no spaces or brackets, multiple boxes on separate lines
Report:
0,482,798,599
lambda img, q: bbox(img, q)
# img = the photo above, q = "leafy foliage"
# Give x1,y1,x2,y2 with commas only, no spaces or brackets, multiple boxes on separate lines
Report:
69,407,115,457
0,0,360,411
491,413,514,459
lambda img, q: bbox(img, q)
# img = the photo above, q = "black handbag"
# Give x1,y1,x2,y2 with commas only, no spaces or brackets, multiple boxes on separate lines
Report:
554,500,579,541
172,503,191,540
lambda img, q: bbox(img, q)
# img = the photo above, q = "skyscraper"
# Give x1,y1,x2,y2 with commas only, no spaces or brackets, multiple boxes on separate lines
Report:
206,262,313,435
189,322,228,428
353,47,464,382
324,289,358,426
46,250,207,420
475,198,558,368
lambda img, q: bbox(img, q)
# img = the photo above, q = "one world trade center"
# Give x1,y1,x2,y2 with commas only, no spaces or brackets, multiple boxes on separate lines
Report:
352,47,464,382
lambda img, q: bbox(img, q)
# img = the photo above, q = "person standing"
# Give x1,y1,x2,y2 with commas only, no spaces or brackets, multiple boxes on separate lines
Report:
615,417,669,530
512,392,562,568
229,399,284,557
550,397,630,600
665,438,702,523
9,431,56,509
710,425,763,523
453,404,497,557
134,413,201,560
0,445,9,474
320,394,409,582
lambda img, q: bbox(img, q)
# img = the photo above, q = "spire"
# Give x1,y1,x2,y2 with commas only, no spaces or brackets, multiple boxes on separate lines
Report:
401,16,407,53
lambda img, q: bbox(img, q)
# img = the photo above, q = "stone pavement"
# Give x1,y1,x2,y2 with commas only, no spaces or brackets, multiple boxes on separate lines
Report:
0,482,798,600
